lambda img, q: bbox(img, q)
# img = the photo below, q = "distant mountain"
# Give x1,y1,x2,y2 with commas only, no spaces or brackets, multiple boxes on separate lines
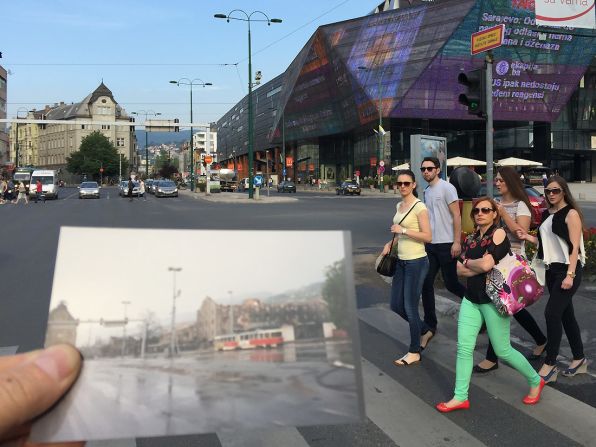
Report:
135,130,191,149
264,281,324,304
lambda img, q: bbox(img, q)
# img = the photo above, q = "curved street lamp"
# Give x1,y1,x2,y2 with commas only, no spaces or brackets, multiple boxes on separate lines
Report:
170,79,212,192
215,10,282,199
131,110,161,177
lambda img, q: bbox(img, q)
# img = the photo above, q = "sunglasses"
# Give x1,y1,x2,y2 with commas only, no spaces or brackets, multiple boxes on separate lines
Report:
396,181,412,187
472,207,495,215
495,178,504,183
420,166,436,172
544,188,562,195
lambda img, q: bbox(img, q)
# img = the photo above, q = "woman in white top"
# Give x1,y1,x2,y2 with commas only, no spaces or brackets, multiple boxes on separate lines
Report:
517,176,587,382
474,167,547,373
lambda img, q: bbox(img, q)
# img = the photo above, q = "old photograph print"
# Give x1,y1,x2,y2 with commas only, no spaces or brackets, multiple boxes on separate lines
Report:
31,227,363,443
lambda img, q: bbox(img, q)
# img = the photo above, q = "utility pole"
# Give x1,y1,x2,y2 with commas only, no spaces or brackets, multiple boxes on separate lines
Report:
168,267,182,358
485,52,494,198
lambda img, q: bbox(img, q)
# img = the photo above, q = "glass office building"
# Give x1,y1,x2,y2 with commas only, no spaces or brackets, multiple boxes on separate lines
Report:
217,0,596,183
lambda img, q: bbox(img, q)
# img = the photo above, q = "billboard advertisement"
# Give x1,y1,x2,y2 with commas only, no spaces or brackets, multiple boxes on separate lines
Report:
535,0,595,29
410,135,447,198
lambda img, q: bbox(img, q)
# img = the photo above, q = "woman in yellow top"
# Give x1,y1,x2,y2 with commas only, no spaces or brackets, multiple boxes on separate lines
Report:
381,170,432,366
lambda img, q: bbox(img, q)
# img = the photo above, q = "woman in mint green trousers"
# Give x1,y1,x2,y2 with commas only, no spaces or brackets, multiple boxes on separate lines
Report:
436,197,544,413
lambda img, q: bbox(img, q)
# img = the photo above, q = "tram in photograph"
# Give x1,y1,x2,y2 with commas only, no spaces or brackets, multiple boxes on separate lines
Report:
213,325,295,351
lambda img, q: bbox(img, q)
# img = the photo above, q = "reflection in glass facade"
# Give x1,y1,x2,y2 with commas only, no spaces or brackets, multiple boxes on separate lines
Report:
217,0,596,182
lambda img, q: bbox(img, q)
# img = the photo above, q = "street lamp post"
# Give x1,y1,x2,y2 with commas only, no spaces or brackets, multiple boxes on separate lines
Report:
168,267,182,358
358,65,386,192
121,300,131,357
170,79,212,192
131,111,161,178
215,10,282,199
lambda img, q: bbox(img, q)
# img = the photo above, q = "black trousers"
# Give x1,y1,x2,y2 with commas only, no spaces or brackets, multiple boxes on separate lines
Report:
485,308,547,363
421,243,467,332
543,263,584,365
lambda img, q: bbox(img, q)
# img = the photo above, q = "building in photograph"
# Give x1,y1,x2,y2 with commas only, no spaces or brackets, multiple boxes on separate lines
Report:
37,82,135,172
217,0,596,183
8,109,44,167
193,123,218,155
0,65,8,167
45,302,79,347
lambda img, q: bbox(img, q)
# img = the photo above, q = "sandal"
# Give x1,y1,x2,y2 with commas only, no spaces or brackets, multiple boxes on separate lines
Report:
393,357,421,367
421,331,435,351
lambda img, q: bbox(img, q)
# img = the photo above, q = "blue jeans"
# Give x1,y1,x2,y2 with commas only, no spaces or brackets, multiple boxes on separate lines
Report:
421,243,466,332
390,256,430,353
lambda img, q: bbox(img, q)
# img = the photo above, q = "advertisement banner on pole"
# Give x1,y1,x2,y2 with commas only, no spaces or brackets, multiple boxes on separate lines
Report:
535,1,595,29
409,134,447,198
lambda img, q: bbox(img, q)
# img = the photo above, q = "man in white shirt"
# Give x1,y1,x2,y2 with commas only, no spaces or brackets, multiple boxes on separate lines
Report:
420,157,466,336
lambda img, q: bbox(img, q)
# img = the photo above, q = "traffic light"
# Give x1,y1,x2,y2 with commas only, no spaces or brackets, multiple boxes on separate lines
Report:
458,68,486,117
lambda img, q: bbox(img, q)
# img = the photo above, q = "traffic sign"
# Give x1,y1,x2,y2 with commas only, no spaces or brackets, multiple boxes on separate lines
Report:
254,175,263,187
471,24,505,55
379,160,385,167
204,155,213,164
379,166,385,174
282,168,287,175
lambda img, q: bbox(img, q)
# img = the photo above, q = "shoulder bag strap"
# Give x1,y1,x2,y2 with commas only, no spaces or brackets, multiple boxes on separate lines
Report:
397,200,421,226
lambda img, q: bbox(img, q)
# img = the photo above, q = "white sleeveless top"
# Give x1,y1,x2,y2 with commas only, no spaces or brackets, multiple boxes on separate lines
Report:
539,214,586,266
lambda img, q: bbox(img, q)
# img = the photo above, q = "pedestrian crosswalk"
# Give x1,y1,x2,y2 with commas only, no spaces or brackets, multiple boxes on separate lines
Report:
86,307,595,447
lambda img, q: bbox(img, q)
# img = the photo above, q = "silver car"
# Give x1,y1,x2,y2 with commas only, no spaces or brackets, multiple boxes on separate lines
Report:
154,180,178,197
119,180,140,197
79,181,100,199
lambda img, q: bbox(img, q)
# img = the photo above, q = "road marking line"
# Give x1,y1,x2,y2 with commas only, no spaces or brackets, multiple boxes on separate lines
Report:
218,427,309,447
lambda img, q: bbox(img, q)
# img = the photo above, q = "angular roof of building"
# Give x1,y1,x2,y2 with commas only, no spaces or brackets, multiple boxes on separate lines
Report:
45,82,126,120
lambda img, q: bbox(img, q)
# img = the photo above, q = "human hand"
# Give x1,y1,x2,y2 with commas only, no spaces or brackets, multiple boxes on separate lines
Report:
0,344,83,446
451,241,462,258
495,201,505,217
515,228,528,241
390,224,403,234
381,242,392,256
561,275,574,290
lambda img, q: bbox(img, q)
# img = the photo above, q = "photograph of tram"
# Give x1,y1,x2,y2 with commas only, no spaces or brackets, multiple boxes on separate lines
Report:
33,227,363,444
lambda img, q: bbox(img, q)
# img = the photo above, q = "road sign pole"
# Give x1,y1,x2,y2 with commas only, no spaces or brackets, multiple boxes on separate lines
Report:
486,52,494,198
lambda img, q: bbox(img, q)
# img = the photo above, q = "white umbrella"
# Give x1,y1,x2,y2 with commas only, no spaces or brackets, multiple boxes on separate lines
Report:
446,156,486,167
392,162,410,171
495,157,542,167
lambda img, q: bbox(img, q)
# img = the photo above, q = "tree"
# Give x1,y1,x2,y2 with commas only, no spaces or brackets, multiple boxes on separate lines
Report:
66,131,128,181
159,162,179,179
322,260,350,331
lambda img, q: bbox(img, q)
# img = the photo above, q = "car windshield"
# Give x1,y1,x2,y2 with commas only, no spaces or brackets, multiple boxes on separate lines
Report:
286,182,295,186
345,182,357,186
160,181,175,187
81,182,98,188
31,176,54,185
14,173,30,181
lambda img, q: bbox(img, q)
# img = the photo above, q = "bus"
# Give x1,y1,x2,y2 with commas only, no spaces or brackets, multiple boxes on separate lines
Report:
213,325,295,351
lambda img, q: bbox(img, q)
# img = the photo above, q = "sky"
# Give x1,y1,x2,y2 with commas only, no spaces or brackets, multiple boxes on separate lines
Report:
2,0,373,126
49,227,347,345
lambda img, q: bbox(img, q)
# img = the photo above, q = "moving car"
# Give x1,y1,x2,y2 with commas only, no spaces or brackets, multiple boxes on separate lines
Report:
336,180,361,196
477,183,547,229
78,181,100,199
154,180,178,197
277,181,296,193
119,180,140,197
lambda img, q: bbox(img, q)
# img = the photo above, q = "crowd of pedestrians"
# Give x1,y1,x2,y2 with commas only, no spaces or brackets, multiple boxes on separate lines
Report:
382,157,588,412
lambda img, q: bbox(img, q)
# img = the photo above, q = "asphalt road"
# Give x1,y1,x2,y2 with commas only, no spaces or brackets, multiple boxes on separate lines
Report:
2,187,596,447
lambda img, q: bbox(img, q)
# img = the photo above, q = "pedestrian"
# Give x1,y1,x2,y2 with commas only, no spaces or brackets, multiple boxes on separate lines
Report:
520,173,525,183
13,181,29,205
474,166,546,373
127,177,134,202
419,157,466,344
34,179,45,204
6,178,15,202
517,176,588,382
380,169,432,366
542,172,548,188
139,179,146,201
0,177,7,204
436,197,544,413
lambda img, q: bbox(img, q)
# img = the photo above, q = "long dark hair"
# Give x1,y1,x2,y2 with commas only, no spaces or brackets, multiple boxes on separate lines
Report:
545,175,584,226
498,166,531,214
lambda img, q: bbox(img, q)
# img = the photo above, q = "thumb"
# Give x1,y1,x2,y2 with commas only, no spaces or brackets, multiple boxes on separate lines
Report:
0,344,82,439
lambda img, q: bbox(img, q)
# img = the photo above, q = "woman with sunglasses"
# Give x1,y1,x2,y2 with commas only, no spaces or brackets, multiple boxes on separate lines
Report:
474,167,547,373
381,170,432,366
436,197,543,412
517,176,587,382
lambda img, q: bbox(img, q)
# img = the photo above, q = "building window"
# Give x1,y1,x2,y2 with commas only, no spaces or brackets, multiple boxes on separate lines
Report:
0,98,5,112
81,125,86,130
117,137,125,147
101,125,110,130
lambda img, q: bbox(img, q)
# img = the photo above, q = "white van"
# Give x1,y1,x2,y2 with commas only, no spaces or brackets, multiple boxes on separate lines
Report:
29,170,59,199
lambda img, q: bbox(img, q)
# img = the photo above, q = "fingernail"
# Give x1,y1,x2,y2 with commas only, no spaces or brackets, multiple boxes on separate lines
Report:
33,345,79,382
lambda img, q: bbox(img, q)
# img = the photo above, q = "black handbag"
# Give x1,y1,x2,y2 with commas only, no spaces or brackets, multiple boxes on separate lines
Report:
376,200,420,277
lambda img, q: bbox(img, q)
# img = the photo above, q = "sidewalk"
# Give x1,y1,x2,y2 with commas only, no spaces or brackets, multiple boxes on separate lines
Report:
178,189,298,204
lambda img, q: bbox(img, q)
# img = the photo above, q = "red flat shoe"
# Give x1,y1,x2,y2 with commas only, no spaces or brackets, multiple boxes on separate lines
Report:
435,400,470,413
523,378,546,405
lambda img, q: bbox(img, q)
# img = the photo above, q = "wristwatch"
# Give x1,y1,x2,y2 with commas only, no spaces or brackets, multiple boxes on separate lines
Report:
401,228,407,235
567,271,576,278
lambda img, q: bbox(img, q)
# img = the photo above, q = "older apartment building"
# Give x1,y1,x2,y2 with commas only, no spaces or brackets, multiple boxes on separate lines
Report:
0,65,8,166
37,82,135,170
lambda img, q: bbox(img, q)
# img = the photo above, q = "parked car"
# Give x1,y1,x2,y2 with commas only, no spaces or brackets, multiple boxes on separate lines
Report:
78,181,100,199
477,183,547,229
149,179,161,194
521,167,553,186
119,180,140,197
154,180,178,197
336,181,361,196
277,181,296,193
237,178,250,192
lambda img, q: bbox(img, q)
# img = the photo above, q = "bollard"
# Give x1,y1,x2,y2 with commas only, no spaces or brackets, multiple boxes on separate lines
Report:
255,186,260,200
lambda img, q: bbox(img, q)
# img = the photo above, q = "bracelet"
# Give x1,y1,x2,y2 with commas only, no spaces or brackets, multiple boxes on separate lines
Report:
401,228,407,235
567,271,576,278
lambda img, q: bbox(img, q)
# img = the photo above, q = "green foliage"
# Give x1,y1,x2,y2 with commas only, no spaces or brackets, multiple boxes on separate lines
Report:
158,163,178,179
383,174,391,185
367,178,375,186
66,131,127,180
322,260,350,330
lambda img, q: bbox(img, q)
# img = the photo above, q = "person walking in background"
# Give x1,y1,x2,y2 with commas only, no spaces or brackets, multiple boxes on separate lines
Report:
517,176,588,383
34,179,45,203
436,197,544,413
0,177,7,204
542,172,548,188
474,166,546,373
139,179,146,201
380,169,432,366
13,181,29,205
420,157,466,345
127,177,134,202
